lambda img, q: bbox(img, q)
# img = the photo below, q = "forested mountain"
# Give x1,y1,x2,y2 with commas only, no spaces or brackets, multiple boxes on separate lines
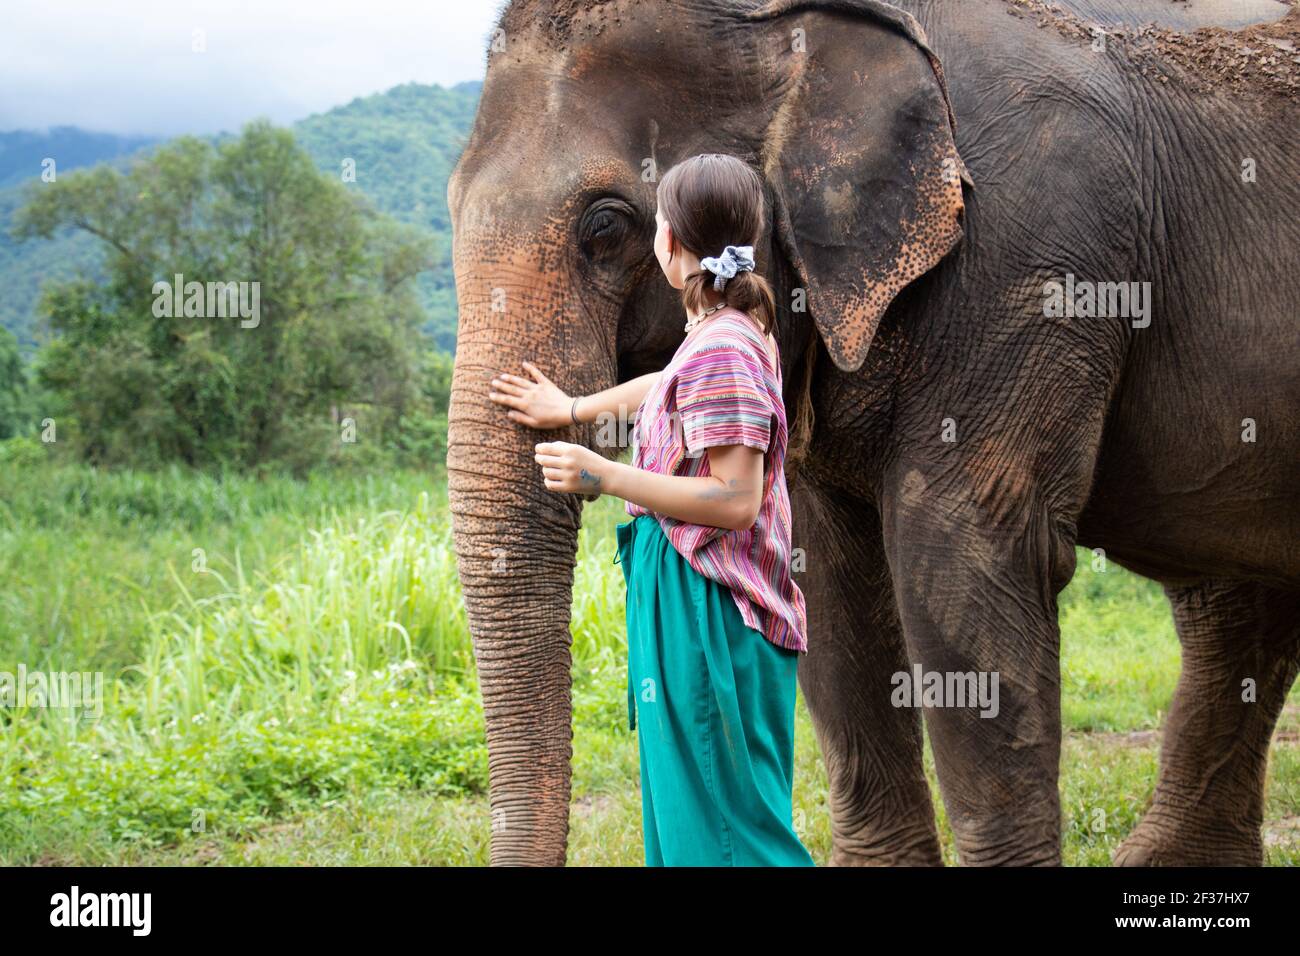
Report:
0,80,481,354
0,127,158,190
0,130,160,353
293,80,481,353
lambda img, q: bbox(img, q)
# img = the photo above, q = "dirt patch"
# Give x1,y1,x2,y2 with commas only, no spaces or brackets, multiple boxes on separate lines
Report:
1264,815,1300,848
1005,0,1300,98
572,792,620,817
1068,708,1300,747
1275,701,1300,743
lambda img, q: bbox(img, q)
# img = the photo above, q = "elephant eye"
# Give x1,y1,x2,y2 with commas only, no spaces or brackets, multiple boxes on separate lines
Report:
579,198,635,262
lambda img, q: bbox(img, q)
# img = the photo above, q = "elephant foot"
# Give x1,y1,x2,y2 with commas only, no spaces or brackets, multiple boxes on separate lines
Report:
829,842,943,867
1114,813,1263,867
826,820,945,866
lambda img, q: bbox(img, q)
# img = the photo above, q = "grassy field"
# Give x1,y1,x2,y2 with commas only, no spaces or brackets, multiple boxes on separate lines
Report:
0,461,1296,865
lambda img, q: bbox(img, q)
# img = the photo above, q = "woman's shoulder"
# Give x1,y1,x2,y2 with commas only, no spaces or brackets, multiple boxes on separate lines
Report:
714,309,779,374
695,309,774,364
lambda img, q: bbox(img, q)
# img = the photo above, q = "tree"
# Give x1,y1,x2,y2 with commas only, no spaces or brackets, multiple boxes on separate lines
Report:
12,120,434,470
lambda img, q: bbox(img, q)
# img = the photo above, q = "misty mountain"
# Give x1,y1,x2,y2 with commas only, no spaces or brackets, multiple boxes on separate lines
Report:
0,80,482,355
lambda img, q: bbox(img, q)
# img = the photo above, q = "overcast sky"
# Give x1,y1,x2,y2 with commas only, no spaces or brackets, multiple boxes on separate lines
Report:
0,0,505,136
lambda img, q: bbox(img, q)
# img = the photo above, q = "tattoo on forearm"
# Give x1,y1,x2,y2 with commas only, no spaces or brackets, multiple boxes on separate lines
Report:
579,468,601,490
697,478,745,502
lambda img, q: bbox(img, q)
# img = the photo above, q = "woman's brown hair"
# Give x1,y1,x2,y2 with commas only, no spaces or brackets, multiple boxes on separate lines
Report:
656,153,816,481
656,153,777,336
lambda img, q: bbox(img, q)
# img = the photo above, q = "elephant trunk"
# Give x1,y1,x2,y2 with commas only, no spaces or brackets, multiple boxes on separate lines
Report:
446,289,592,866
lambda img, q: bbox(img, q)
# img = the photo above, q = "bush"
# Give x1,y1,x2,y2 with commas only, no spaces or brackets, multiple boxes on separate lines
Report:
0,435,45,467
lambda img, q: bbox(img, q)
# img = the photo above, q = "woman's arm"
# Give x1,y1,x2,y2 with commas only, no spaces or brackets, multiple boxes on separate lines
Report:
531,333,772,531
490,362,659,428
573,372,659,425
534,440,765,531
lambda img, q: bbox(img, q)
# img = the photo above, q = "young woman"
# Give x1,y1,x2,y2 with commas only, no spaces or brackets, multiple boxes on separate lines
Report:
488,153,813,866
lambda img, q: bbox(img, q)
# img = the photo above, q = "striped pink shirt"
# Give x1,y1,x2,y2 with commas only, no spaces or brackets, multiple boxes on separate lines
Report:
626,308,808,654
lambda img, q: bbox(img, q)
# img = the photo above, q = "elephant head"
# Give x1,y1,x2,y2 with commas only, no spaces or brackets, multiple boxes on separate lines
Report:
446,0,969,865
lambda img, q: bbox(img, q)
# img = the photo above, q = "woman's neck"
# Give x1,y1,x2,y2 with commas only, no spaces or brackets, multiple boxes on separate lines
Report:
686,289,728,324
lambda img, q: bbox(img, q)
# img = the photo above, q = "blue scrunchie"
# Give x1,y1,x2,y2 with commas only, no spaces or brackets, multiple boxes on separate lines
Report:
699,245,755,291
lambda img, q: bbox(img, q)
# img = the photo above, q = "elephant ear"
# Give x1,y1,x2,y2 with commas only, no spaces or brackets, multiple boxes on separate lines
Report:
747,0,972,373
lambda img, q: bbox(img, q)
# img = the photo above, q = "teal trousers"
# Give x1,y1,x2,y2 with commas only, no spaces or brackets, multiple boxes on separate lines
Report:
614,513,814,867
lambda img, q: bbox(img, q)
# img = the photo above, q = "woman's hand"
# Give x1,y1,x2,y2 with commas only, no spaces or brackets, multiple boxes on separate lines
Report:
535,441,609,496
490,361,574,429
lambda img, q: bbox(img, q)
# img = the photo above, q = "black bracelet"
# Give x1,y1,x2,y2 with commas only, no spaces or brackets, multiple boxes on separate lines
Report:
571,396,581,425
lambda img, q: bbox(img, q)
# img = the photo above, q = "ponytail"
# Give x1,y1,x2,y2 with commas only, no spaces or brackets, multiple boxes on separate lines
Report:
679,267,776,337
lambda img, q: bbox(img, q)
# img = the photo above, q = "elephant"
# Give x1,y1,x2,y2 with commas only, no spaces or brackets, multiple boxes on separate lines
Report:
446,0,1299,865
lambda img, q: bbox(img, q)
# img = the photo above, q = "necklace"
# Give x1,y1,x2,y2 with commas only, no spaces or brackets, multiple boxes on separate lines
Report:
683,301,730,334
683,305,777,366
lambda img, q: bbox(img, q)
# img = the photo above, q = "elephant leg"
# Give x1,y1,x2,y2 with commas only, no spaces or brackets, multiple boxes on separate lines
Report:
880,469,1076,866
792,477,943,865
1115,581,1300,866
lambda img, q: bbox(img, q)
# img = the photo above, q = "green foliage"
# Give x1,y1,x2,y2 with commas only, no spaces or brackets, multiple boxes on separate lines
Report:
0,676,489,854
0,135,140,354
12,121,436,471
293,81,479,351
394,348,453,466
2,464,1296,864
0,326,28,439
0,82,480,355
0,128,157,191
0,464,487,858
0,461,444,674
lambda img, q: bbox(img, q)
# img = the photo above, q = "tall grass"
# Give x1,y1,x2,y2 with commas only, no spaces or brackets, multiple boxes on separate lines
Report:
0,461,1294,864
0,463,493,860
0,463,635,862
0,463,440,670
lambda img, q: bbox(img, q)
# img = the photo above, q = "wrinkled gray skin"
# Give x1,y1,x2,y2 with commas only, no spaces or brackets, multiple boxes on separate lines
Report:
447,0,1299,865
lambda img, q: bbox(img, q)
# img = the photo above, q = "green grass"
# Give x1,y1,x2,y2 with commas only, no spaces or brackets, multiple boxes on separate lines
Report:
0,461,1295,865
1059,557,1181,732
